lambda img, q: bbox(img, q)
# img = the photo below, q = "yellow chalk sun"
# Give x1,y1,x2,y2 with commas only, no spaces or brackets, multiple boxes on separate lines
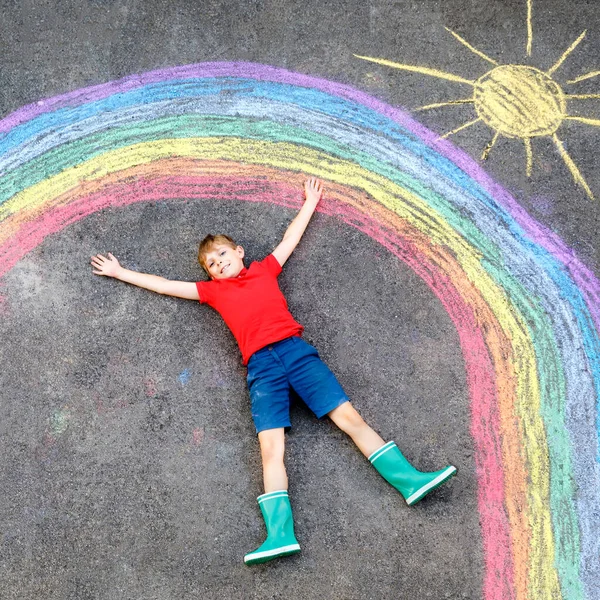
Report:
355,0,600,200
475,66,565,138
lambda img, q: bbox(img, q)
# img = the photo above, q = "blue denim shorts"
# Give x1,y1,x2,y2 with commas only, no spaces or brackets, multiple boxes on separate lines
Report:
246,337,349,433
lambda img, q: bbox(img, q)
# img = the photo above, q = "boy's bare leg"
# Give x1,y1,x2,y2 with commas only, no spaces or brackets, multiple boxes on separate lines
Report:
328,401,385,458
258,428,288,493
329,402,457,506
246,427,300,565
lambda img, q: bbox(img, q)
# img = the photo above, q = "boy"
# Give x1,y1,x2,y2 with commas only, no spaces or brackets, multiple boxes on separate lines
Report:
91,177,456,565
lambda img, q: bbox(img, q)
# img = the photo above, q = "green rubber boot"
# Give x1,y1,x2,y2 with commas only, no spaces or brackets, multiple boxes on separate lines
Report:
244,490,301,565
369,441,457,506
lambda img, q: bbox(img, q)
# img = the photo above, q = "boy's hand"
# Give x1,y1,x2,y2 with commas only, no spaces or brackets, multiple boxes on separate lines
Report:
304,177,323,206
271,177,324,268
91,253,122,278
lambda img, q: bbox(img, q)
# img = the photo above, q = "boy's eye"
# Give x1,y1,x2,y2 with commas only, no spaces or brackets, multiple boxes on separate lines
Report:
220,251,225,255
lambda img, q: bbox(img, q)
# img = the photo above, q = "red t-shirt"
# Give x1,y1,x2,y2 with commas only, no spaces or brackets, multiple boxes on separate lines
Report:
196,254,304,364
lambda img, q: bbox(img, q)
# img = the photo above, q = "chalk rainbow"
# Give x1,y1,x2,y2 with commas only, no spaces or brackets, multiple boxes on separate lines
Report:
0,63,598,600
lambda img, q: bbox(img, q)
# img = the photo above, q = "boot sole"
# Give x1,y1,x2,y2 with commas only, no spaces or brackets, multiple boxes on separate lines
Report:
406,466,457,506
244,544,301,565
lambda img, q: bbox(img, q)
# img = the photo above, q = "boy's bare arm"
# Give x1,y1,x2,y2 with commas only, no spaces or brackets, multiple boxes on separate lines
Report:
272,177,323,267
91,253,200,300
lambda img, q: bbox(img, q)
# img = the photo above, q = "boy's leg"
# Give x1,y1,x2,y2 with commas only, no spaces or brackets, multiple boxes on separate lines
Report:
281,338,455,505
328,401,385,458
328,401,456,506
258,427,288,493
245,427,300,565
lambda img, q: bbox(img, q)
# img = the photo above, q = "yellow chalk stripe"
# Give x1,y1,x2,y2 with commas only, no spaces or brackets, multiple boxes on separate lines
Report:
552,134,595,200
565,115,600,127
353,54,475,86
440,117,482,139
566,94,600,100
525,138,533,177
527,0,533,56
415,99,474,112
481,131,500,161
0,136,560,598
547,30,587,77
444,27,498,66
567,70,600,84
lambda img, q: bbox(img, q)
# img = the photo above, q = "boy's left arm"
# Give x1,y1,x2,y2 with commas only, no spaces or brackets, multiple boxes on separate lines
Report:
272,177,323,267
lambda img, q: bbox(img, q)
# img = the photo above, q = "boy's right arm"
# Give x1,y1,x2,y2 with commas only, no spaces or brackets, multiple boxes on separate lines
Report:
91,253,200,300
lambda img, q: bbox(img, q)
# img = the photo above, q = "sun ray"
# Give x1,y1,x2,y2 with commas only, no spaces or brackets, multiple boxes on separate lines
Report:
444,27,499,66
567,70,600,84
481,131,500,161
565,116,600,127
524,138,533,177
547,30,587,76
415,99,475,111
552,133,594,200
527,0,533,56
439,117,482,140
566,94,600,100
354,55,475,85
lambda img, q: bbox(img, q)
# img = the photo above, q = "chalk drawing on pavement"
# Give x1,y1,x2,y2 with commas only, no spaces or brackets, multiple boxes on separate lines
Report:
49,407,71,437
178,368,191,386
0,62,598,600
355,0,600,199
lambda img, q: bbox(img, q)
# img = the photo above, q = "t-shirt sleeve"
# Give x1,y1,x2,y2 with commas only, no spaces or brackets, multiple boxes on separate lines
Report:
263,253,283,276
195,280,215,304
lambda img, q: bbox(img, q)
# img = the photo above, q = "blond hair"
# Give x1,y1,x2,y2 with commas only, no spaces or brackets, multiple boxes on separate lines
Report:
197,234,238,273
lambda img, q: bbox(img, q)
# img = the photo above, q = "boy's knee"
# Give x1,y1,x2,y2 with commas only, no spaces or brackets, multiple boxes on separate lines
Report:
261,442,284,464
258,429,285,463
330,402,366,433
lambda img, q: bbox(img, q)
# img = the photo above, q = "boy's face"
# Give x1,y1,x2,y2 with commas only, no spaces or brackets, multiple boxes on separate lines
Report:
204,244,245,280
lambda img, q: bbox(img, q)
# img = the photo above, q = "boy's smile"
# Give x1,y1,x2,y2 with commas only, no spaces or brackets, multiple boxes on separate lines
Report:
204,244,245,280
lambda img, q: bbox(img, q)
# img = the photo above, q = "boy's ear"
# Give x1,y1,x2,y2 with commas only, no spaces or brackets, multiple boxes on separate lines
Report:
236,245,245,259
